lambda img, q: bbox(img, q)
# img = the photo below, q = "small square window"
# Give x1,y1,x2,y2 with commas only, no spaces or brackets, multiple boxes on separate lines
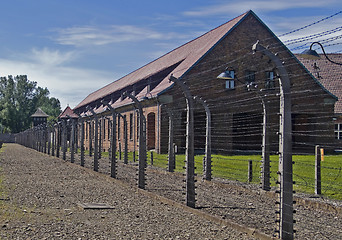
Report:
245,71,255,83
225,80,235,89
265,71,275,89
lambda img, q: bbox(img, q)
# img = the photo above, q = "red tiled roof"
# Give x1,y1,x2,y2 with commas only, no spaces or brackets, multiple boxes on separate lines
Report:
296,54,342,113
74,11,251,111
58,106,78,119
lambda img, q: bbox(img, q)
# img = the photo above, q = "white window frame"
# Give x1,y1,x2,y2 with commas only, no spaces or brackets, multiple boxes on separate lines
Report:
335,123,342,140
225,70,235,89
225,80,235,89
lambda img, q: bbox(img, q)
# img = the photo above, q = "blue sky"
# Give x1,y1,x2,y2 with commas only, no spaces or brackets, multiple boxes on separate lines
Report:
0,0,341,109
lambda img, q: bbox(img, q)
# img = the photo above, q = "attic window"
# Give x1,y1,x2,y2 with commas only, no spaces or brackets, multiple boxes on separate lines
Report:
225,79,235,89
245,70,255,83
265,71,275,89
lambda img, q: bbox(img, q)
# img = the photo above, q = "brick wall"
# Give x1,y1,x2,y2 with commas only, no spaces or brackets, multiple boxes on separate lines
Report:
158,13,335,154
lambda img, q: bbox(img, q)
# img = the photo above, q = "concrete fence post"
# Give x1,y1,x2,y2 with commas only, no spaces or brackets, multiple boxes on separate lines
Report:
103,101,118,179
51,124,56,156
62,119,67,161
315,145,322,195
194,96,212,181
164,105,175,172
248,160,253,183
253,41,294,240
88,107,99,172
89,121,93,157
123,115,128,164
169,74,196,208
124,91,147,189
56,122,61,158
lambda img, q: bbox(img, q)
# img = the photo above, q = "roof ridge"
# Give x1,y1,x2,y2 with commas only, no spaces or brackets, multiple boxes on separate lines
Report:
74,11,251,110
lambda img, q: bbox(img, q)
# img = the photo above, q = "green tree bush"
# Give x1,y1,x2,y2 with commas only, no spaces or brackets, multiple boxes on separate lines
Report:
0,75,61,133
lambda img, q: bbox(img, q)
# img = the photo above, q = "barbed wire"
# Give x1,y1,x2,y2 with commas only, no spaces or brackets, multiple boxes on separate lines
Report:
278,10,342,37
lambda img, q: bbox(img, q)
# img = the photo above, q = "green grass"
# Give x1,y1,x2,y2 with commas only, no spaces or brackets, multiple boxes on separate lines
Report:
71,147,342,200
143,152,342,200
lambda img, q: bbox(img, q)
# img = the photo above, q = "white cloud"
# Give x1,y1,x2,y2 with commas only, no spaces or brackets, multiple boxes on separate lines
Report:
53,25,172,47
0,56,115,109
30,47,77,66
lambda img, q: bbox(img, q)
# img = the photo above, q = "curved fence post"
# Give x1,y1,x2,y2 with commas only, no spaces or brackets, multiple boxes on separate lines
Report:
169,74,196,208
103,101,118,178
194,96,212,181
123,91,147,189
163,105,175,172
253,41,294,240
88,107,99,172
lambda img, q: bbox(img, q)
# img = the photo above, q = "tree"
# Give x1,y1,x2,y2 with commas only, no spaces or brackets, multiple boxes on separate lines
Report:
0,75,61,133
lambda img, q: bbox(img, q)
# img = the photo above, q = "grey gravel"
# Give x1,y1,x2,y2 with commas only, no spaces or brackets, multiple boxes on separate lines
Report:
0,144,254,240
1,143,341,239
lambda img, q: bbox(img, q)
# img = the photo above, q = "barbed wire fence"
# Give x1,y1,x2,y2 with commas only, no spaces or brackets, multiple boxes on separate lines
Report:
14,11,342,240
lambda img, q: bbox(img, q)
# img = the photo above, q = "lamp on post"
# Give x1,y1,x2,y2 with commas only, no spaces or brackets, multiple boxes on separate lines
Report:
217,67,234,79
301,42,342,65
217,67,235,90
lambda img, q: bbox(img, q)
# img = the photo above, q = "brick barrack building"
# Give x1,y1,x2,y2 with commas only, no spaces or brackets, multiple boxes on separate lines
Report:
73,10,337,155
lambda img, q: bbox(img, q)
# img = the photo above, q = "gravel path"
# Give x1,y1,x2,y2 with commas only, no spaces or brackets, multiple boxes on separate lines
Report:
0,144,255,240
78,149,342,239
1,144,342,239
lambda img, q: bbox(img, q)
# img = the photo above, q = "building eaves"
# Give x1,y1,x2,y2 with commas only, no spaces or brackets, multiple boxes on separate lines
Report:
74,11,251,112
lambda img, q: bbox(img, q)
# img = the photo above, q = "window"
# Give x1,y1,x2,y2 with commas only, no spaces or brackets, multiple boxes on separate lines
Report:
117,116,121,140
265,71,275,89
102,119,106,140
225,80,235,89
129,113,133,140
225,70,235,89
136,111,140,140
335,123,342,140
85,122,88,139
245,70,255,84
107,118,111,140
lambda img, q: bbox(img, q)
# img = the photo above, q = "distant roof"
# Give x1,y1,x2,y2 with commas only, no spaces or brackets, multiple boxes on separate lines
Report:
74,10,252,111
296,54,342,114
31,108,48,118
58,106,78,119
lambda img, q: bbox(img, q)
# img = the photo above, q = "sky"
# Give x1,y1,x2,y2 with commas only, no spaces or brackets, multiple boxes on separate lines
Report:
0,0,341,109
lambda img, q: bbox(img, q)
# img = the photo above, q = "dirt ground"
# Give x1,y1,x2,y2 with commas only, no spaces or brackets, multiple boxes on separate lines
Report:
1,143,341,239
0,144,255,240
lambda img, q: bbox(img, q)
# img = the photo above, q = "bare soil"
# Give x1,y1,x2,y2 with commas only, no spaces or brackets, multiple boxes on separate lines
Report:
1,144,341,239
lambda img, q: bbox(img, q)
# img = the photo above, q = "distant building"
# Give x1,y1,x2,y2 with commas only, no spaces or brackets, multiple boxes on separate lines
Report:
31,108,49,127
58,106,79,142
58,106,78,120
296,54,342,150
